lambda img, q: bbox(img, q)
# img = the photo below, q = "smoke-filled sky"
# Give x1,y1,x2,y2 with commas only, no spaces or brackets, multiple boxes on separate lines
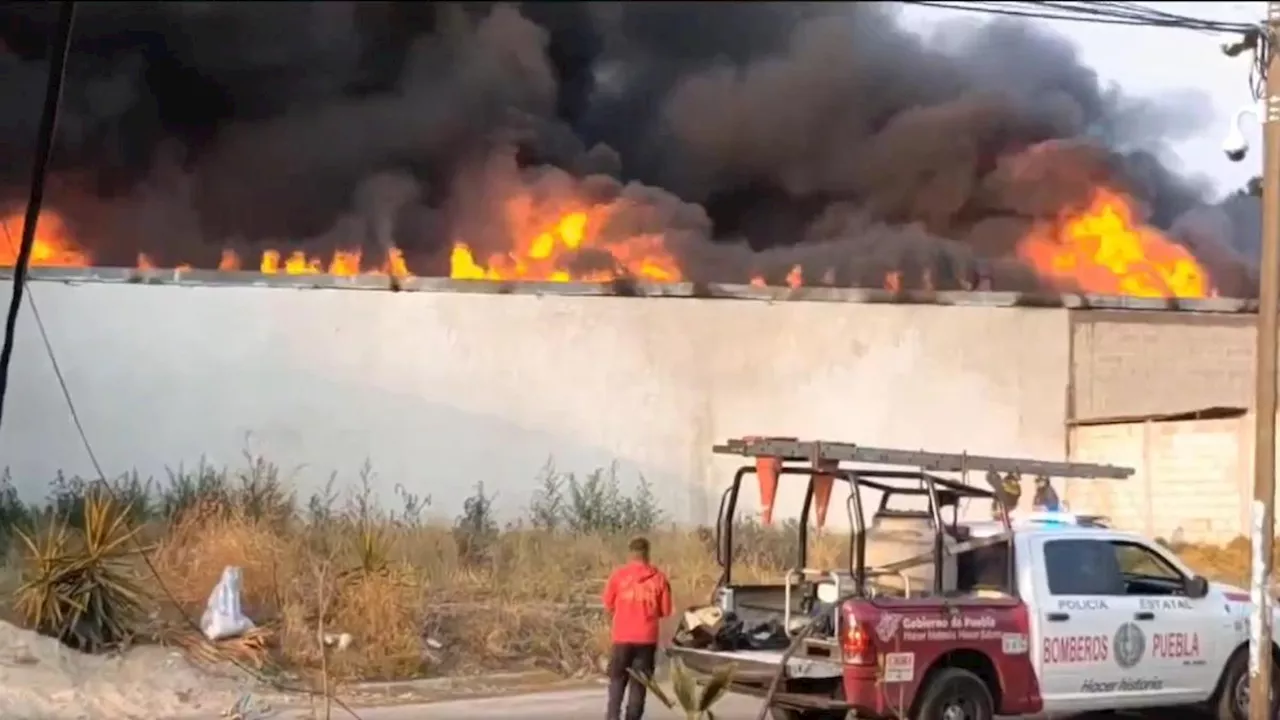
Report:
905,2,1264,196
0,1,1264,292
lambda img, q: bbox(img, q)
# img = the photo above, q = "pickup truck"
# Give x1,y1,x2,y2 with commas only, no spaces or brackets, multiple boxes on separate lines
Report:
668,437,1273,720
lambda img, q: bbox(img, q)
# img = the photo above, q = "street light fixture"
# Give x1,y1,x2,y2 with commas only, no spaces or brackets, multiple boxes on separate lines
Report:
1226,100,1263,162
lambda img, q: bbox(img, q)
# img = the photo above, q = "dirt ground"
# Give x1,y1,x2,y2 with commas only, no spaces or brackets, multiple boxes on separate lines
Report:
0,617,605,719
0,619,259,719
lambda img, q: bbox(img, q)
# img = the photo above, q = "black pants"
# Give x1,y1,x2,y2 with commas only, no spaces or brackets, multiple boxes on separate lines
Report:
606,642,657,720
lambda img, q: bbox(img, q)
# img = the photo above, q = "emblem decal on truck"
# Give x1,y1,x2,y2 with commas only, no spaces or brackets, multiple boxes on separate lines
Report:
1113,622,1146,669
876,613,903,643
882,613,1005,643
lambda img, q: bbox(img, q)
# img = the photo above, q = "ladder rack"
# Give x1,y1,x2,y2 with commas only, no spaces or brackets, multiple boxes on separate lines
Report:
713,437,1133,480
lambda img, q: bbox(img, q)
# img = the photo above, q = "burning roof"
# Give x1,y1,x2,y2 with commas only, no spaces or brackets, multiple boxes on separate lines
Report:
0,179,1224,299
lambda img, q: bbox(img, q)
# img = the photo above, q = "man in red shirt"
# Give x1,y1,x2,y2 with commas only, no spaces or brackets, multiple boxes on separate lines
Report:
601,536,672,720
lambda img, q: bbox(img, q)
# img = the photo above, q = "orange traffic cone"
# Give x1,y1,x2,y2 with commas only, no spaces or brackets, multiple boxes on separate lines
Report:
812,459,837,529
756,456,781,525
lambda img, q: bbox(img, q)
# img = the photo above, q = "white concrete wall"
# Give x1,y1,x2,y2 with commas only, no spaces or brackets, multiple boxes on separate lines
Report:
1067,416,1251,544
1,279,1071,523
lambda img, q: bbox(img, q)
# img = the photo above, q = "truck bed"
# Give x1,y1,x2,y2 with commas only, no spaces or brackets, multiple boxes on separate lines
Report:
670,646,844,681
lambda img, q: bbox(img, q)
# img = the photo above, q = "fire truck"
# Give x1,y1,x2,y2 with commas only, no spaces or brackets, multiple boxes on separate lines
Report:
667,437,1268,720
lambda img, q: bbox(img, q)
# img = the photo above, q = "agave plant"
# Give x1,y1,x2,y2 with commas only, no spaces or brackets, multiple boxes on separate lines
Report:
353,518,391,575
13,489,150,653
629,657,736,719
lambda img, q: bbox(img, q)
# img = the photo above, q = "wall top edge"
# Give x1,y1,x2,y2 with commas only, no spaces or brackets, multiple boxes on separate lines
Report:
0,266,1257,314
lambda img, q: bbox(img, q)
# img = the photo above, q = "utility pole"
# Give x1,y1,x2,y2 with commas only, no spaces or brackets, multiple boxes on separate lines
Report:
1251,5,1280,719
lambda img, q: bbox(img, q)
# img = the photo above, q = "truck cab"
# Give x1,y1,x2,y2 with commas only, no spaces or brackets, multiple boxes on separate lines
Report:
1012,517,1232,711
667,437,1270,720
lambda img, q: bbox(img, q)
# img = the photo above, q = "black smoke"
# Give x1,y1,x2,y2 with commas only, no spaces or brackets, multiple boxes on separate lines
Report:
0,1,1259,292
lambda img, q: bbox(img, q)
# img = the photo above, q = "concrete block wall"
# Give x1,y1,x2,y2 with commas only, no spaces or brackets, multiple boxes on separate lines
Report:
1065,423,1146,529
1070,311,1255,420
1067,416,1247,544
1064,309,1280,544
1144,418,1248,542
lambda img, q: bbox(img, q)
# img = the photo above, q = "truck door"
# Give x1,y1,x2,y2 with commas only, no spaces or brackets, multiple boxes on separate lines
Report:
1031,535,1177,713
1107,539,1215,701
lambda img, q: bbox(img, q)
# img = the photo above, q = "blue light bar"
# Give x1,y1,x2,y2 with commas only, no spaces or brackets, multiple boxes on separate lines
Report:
1022,510,1081,527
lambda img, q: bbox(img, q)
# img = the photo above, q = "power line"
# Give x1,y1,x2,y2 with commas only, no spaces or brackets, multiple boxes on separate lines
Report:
902,0,1257,33
1038,1,1256,31
904,0,1272,109
947,0,1252,30
0,1,75,429
1075,1,1221,25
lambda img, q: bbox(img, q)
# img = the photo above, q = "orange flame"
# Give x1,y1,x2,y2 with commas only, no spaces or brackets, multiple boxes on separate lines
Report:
1016,188,1212,298
748,265,806,289
0,187,1217,299
227,247,408,277
449,197,681,283
0,208,410,278
0,210,90,267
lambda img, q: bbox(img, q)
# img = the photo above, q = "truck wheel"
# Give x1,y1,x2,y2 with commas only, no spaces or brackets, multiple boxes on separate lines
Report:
912,668,994,720
1214,652,1279,720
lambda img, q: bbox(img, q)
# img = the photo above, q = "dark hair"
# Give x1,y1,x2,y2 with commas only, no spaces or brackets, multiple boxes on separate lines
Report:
628,536,650,560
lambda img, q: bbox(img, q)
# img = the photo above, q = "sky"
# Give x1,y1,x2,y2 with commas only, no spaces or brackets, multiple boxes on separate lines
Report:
896,1,1265,201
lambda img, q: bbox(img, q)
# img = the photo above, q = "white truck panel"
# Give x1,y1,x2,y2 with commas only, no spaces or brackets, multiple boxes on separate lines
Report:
1016,524,1243,715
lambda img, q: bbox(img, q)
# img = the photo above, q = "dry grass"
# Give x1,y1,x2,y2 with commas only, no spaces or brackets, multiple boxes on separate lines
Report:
1168,536,1253,586
140,509,1258,682
144,502,805,681
0,460,1269,684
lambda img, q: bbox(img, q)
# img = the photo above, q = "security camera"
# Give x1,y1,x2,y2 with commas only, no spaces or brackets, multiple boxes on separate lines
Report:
1225,102,1261,162
1224,126,1248,162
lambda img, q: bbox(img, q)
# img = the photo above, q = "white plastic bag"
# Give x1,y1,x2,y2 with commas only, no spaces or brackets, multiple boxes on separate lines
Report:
200,565,255,641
